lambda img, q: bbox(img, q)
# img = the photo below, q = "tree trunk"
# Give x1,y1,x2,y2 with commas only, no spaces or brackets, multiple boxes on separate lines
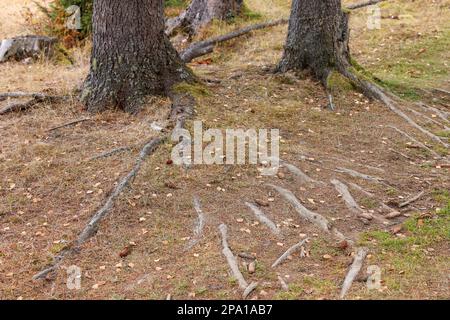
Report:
277,0,351,84
166,0,244,36
81,0,192,113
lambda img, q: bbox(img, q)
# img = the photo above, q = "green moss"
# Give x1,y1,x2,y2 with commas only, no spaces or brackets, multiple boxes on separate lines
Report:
173,81,210,97
326,71,355,92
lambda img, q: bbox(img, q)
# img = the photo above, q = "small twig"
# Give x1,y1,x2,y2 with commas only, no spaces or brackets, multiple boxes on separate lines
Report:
245,202,281,237
272,238,309,268
47,118,91,132
340,247,369,299
399,190,425,208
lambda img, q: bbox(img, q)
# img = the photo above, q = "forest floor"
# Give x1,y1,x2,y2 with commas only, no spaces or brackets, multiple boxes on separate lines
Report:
0,0,449,300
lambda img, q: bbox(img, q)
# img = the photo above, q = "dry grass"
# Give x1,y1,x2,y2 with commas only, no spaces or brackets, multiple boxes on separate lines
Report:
0,0,449,300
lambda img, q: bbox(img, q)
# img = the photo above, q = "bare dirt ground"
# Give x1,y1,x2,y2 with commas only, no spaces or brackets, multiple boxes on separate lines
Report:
0,0,449,300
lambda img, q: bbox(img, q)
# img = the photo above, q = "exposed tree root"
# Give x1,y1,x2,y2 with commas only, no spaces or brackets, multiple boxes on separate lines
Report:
340,247,369,299
267,184,351,245
186,196,206,250
245,202,281,237
180,19,288,63
47,118,91,132
219,224,258,298
348,182,399,216
387,125,441,158
341,70,448,148
415,102,449,123
346,0,385,10
407,108,449,130
89,146,133,161
282,161,320,185
278,275,289,291
33,93,195,280
335,167,384,184
331,179,374,222
271,238,309,268
389,148,415,162
331,179,390,225
399,190,426,208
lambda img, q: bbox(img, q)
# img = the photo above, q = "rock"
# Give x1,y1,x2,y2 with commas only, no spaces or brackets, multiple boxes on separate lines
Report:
248,261,256,274
0,35,57,63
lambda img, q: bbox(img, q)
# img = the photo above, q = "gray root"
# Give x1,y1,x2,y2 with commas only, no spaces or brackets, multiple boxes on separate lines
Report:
242,281,259,299
340,247,369,299
180,19,288,63
219,224,249,290
278,275,289,291
245,202,281,237
186,196,206,250
348,182,398,216
267,184,350,244
415,102,449,123
342,70,448,148
332,179,391,225
387,125,441,158
282,161,319,184
346,0,385,10
331,179,373,221
399,190,425,208
335,167,384,184
272,238,309,268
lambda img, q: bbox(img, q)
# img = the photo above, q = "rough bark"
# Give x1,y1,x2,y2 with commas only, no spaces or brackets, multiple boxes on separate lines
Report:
277,0,351,83
166,0,244,36
81,0,191,113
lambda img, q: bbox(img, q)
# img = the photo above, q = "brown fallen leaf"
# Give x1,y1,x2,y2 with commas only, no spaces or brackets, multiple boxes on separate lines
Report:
119,245,132,258
255,199,269,207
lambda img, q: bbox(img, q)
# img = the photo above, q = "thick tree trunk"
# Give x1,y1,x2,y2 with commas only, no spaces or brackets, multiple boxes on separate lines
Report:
82,0,191,113
277,0,351,84
166,0,244,36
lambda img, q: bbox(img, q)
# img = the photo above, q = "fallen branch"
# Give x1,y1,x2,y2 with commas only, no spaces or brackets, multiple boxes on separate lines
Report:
340,247,369,299
387,125,440,158
268,184,350,244
245,202,281,237
399,190,425,208
186,196,206,250
180,19,288,63
346,0,385,10
0,92,68,115
47,118,91,132
33,93,195,280
272,238,309,268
